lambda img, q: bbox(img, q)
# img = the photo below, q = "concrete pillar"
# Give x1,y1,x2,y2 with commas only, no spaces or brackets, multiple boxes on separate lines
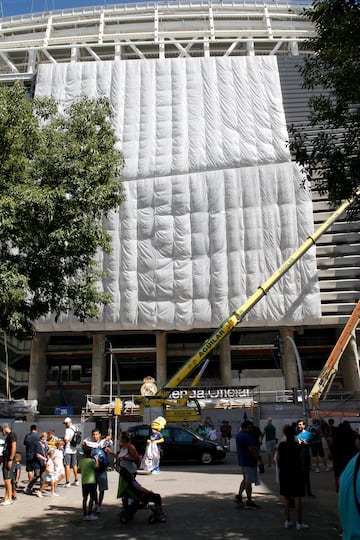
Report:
91,334,106,397
340,335,360,393
156,332,167,388
280,328,298,389
219,335,232,385
28,334,49,405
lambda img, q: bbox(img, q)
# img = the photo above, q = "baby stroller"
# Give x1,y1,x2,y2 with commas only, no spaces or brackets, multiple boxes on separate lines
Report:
117,468,166,524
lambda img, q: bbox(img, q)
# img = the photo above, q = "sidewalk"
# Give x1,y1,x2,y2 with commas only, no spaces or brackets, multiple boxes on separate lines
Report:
0,453,341,540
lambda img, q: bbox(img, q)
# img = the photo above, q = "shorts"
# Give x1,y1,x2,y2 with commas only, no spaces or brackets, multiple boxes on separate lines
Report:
26,459,36,473
64,453,77,468
96,469,108,491
82,483,97,499
266,440,276,454
311,443,325,458
242,466,260,486
3,465,15,481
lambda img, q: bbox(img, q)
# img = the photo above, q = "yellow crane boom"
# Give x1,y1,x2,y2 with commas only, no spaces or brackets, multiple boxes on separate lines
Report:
137,190,359,420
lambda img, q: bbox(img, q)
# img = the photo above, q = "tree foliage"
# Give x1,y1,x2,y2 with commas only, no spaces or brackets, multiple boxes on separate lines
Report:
290,0,360,214
0,83,125,335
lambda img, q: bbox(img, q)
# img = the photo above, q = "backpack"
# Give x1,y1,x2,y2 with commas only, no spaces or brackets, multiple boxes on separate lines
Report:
91,447,109,471
70,428,82,448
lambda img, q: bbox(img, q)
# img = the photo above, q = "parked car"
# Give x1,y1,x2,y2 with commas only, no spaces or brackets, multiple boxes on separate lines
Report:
127,424,226,465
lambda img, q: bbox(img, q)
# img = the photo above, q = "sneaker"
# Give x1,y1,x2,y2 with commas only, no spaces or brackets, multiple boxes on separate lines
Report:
85,514,98,521
234,495,244,506
284,520,294,529
0,500,12,506
24,488,32,495
316,468,320,473
36,491,43,498
245,500,259,509
72,480,80,486
51,493,60,497
95,505,101,513
64,483,71,488
296,523,310,530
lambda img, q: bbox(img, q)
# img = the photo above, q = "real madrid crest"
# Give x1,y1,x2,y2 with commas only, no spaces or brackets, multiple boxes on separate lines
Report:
140,376,158,396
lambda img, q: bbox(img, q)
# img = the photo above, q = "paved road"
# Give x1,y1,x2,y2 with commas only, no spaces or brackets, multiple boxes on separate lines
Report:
1,452,341,540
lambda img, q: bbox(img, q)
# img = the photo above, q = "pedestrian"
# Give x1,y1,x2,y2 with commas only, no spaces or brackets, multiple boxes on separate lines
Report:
234,420,261,509
295,420,315,498
83,428,112,512
23,424,39,483
328,420,360,492
78,445,99,521
263,418,277,467
220,420,232,449
36,449,59,498
1,423,17,506
338,452,360,540
309,418,328,472
63,417,80,487
46,429,58,447
13,453,22,496
276,424,309,530
54,439,66,486
26,432,48,495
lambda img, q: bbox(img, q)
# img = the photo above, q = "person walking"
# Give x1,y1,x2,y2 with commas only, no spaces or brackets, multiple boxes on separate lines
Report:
78,446,99,521
295,420,315,498
1,423,17,506
234,420,261,509
25,432,48,495
23,424,39,484
83,428,112,512
63,417,80,487
276,424,309,530
263,418,277,467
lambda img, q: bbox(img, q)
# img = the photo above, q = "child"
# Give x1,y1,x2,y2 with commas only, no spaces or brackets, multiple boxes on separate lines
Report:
54,439,65,486
12,453,22,501
37,449,58,497
78,445,98,521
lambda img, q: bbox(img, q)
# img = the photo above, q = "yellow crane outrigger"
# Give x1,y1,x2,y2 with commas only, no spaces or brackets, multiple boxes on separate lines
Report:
309,298,360,416
135,191,359,422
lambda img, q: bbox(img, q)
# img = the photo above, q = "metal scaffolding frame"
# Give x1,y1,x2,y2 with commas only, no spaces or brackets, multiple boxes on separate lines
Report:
0,1,314,81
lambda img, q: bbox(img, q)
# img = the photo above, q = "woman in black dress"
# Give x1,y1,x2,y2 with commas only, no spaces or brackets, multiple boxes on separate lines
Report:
276,424,309,530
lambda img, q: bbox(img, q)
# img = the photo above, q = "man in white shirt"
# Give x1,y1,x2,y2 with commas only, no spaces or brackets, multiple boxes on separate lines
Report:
63,417,79,487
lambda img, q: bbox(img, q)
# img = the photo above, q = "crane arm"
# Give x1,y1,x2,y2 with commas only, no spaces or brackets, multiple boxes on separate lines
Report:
155,191,359,399
309,298,360,409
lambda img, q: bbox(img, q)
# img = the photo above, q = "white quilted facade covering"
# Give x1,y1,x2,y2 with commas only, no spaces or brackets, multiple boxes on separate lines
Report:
34,56,321,332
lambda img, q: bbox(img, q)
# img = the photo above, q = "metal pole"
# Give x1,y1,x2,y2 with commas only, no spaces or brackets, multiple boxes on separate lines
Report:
283,336,308,422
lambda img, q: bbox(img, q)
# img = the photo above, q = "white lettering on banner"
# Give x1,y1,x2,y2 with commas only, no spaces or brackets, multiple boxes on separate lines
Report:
167,387,253,400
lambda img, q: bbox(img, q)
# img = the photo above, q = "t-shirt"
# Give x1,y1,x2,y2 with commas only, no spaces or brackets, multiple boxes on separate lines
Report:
264,424,276,442
296,429,312,458
23,432,39,460
3,432,17,463
64,426,77,455
78,457,96,485
236,431,257,467
338,453,360,540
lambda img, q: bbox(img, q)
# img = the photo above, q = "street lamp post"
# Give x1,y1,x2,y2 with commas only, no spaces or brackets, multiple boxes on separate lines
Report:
282,335,308,422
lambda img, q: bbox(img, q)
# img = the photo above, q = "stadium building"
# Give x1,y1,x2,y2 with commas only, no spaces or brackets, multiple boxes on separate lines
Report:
0,1,359,419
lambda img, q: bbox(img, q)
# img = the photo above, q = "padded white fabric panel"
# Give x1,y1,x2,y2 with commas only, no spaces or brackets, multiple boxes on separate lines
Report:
34,57,321,331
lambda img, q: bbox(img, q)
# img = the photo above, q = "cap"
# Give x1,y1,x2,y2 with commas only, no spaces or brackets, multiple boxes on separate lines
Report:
1,423,10,429
63,417,72,423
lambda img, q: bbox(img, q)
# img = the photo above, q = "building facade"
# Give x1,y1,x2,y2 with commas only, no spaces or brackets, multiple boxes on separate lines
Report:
0,1,359,416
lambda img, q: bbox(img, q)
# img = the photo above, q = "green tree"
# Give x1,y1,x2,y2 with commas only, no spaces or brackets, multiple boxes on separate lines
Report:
290,0,360,213
0,83,125,335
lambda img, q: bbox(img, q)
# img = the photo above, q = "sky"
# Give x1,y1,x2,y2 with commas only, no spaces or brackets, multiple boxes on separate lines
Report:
1,1,129,17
